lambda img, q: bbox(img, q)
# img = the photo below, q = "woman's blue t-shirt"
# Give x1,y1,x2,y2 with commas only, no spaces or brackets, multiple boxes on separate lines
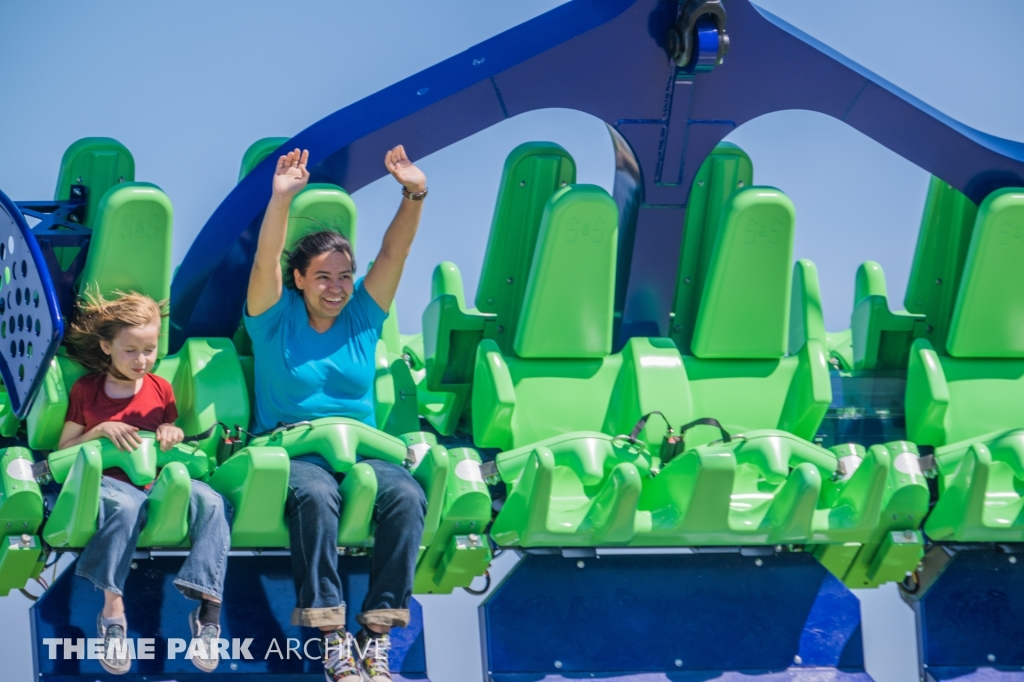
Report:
243,281,388,434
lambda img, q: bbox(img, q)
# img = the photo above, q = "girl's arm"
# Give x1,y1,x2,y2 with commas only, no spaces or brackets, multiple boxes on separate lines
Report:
364,145,427,311
58,421,142,452
247,148,311,317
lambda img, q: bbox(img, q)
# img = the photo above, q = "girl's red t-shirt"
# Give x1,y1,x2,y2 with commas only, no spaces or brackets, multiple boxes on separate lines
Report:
66,373,178,432
65,373,179,484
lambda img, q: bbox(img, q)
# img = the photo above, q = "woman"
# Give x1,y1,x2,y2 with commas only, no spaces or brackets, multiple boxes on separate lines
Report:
244,146,428,682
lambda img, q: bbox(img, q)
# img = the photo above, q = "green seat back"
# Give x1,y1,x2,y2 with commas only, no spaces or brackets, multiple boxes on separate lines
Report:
904,177,979,355
55,138,135,228
238,137,289,183
515,185,618,358
475,142,575,354
671,143,753,353
691,187,795,359
670,182,829,444
78,183,173,356
905,189,1024,445
282,184,358,281
947,189,1024,357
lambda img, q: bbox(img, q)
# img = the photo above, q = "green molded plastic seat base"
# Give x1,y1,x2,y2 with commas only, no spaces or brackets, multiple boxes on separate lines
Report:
490,430,915,549
246,417,407,472
925,429,1024,542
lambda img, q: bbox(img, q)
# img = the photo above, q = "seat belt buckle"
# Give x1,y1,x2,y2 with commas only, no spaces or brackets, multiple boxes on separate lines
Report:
217,436,245,464
659,434,686,465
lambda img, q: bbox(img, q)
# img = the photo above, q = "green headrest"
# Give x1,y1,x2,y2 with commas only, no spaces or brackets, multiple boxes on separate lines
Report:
514,184,618,358
282,184,358,281
904,177,978,354
476,142,576,354
238,137,290,183
55,138,135,229
691,187,795,359
79,183,173,357
947,188,1024,357
670,142,754,354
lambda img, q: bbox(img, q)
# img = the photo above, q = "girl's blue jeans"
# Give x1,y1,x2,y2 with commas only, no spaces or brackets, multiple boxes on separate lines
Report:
76,475,233,601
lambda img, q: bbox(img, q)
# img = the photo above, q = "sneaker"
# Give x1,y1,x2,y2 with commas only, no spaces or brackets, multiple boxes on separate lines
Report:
188,606,222,673
97,613,131,675
356,630,391,682
322,629,361,682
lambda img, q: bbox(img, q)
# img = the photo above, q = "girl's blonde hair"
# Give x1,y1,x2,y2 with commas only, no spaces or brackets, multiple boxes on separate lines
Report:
65,292,165,374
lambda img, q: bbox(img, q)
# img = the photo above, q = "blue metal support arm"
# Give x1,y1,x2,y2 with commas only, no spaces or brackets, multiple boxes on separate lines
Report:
170,0,1024,349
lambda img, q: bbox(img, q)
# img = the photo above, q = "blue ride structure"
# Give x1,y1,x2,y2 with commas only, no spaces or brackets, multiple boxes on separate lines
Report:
1,1,1023,680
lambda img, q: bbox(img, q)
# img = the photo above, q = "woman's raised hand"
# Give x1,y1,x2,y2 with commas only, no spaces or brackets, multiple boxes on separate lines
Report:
385,145,427,194
272,148,310,198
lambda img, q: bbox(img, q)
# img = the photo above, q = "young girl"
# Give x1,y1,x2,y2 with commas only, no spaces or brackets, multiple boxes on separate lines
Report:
58,293,232,675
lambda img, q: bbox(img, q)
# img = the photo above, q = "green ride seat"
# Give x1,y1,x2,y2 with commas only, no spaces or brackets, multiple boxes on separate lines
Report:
420,142,576,434
207,421,491,592
837,177,978,370
906,188,1024,542
478,183,704,546
14,181,251,549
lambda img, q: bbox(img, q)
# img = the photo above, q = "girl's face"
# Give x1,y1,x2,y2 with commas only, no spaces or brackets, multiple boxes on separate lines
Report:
100,321,160,380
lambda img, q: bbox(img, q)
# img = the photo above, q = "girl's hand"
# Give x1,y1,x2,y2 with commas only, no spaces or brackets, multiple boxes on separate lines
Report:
272,148,310,198
156,423,185,452
385,145,426,194
95,422,143,452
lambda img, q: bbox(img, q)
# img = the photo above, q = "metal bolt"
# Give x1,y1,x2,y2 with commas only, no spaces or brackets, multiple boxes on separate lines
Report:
469,533,480,543
697,180,704,187
935,278,942,285
673,325,682,332
1010,556,1017,564
497,325,505,333
684,277,691,284
737,180,744,187
520,181,526,187
577,560,585,569
76,176,83,183
675,659,683,667
988,654,996,662
560,181,567,186
927,325,934,333
507,277,513,284
754,558,763,567
472,58,485,66
118,176,125,183
794,655,802,665
554,660,563,669
131,562,138,570
230,663,238,670
20,534,30,545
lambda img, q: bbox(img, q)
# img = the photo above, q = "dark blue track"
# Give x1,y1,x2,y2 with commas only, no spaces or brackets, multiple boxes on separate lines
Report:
170,0,1024,351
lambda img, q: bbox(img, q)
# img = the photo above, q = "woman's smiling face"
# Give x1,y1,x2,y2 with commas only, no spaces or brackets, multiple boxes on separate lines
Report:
294,249,355,321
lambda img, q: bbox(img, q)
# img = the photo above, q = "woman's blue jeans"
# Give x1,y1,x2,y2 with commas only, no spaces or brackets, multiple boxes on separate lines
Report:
285,458,427,629
76,476,233,601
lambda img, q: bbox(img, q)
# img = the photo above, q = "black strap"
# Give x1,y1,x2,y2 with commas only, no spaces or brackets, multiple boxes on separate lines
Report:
675,417,731,451
627,411,674,444
183,421,228,443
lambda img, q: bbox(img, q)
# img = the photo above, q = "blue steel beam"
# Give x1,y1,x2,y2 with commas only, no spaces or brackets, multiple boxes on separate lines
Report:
170,0,1024,349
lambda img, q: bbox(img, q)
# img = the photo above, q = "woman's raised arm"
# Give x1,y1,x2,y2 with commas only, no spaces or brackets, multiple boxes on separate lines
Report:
364,145,427,312
246,148,309,317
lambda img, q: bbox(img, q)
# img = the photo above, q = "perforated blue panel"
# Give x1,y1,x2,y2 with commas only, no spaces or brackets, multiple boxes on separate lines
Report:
0,189,63,419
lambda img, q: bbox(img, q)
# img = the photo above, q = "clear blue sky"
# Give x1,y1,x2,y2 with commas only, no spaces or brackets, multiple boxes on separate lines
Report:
2,1,1024,681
